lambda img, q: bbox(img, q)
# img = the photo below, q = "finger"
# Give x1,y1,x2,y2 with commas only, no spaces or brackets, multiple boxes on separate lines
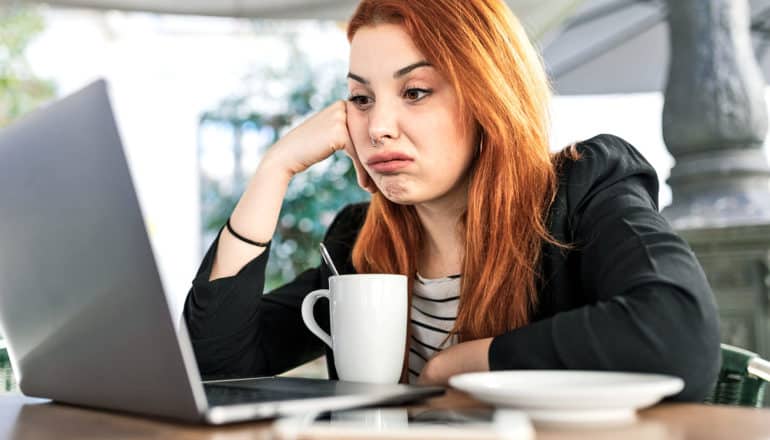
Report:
342,141,369,191
348,144,376,193
341,112,377,194
355,161,376,193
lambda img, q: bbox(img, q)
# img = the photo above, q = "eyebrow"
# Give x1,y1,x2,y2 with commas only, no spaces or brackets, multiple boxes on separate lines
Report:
347,60,432,85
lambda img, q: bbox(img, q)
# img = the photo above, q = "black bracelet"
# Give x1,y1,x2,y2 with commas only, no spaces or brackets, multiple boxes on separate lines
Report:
225,217,271,247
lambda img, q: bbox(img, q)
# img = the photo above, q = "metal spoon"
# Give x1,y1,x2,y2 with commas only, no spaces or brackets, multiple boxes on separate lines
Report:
319,242,340,276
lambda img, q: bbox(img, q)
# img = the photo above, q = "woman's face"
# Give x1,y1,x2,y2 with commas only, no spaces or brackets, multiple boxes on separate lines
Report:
347,23,477,206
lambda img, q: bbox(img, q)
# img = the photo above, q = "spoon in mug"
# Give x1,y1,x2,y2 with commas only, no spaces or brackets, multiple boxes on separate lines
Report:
319,242,340,276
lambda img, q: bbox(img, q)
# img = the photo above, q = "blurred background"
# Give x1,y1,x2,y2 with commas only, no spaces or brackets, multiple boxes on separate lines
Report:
1,0,770,400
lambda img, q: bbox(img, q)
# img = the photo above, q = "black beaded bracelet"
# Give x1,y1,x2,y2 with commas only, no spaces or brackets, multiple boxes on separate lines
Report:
225,217,271,247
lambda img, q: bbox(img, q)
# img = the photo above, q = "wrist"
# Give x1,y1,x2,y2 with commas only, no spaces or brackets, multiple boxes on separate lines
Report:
258,149,296,182
452,338,492,374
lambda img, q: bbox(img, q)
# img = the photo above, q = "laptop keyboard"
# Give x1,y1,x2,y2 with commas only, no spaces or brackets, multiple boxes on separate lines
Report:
204,383,327,406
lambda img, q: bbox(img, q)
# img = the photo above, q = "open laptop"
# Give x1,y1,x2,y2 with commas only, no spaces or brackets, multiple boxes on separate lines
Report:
0,80,443,424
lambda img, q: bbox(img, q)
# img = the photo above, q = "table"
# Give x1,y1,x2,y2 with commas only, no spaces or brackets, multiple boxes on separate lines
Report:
1,390,769,439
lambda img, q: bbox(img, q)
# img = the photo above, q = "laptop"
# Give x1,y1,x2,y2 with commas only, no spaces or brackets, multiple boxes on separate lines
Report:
0,80,444,424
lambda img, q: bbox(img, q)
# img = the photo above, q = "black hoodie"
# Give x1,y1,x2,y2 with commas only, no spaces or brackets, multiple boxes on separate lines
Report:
184,134,721,401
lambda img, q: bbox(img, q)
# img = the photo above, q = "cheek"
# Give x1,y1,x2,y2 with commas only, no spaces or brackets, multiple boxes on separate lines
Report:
347,111,369,145
348,117,371,157
418,131,475,186
412,117,473,166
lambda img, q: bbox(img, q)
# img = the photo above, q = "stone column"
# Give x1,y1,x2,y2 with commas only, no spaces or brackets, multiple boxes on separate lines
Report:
662,0,770,228
662,0,770,393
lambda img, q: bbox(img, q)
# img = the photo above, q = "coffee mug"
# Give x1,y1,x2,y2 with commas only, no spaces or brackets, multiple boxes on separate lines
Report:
301,274,407,384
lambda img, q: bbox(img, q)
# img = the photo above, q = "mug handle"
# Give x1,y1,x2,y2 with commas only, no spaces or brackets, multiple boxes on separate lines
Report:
301,289,333,349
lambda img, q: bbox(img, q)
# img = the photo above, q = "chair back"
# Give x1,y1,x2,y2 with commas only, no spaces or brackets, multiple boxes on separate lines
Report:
0,342,15,393
705,344,769,407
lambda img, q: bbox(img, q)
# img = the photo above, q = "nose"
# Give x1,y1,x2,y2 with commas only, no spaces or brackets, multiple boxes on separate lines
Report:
367,98,399,147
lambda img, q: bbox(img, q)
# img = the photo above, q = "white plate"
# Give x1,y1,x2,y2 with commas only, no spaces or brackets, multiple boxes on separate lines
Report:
449,370,684,428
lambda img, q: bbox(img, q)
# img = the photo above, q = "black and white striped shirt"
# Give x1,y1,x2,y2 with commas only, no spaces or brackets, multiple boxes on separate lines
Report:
408,272,461,384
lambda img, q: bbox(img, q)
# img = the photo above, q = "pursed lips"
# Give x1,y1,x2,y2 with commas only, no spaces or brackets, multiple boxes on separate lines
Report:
366,152,414,173
366,151,414,166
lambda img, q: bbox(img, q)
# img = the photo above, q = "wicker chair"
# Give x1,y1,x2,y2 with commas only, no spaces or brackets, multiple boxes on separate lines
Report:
705,344,770,407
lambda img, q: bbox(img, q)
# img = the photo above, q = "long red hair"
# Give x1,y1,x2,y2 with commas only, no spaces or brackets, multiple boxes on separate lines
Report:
348,0,563,347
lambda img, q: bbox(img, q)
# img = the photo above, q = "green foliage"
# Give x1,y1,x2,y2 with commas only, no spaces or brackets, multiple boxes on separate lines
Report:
200,25,369,291
0,5,56,127
0,345,13,393
0,4,53,376
269,152,369,290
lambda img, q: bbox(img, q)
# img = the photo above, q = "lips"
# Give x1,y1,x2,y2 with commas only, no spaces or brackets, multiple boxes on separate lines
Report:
366,151,414,173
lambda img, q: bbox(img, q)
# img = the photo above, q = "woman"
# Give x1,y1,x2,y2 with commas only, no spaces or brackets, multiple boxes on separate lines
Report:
184,0,721,401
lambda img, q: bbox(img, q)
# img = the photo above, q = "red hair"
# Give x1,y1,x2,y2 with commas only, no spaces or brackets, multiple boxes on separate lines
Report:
348,0,569,367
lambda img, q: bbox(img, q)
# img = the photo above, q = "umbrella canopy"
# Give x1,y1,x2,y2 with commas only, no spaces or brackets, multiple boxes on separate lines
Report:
3,0,584,40
544,0,770,94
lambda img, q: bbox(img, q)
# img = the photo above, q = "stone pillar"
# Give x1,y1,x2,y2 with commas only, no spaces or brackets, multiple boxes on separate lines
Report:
662,0,770,228
677,226,770,361
662,0,770,399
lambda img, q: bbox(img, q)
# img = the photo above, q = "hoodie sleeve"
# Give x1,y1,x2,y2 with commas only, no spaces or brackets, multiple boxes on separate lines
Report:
488,134,721,401
183,203,367,379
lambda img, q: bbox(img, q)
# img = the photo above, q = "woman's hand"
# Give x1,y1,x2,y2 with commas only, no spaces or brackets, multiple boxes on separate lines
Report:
417,337,493,386
263,100,376,193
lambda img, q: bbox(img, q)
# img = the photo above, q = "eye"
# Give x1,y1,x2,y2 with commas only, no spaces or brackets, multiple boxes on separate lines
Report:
348,94,373,109
403,88,432,102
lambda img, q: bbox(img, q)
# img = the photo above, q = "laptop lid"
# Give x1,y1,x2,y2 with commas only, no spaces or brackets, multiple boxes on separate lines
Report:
0,80,208,422
0,80,445,424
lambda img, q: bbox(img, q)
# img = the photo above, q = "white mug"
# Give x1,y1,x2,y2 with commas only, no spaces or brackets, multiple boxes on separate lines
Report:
301,274,407,384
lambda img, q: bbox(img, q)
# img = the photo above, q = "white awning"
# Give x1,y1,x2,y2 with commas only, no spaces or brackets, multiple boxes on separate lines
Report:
3,0,585,39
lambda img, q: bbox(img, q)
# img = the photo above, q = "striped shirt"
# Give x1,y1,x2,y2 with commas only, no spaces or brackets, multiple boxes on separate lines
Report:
408,272,461,384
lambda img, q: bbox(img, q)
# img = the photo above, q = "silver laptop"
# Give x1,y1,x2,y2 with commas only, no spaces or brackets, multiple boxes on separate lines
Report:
0,80,443,424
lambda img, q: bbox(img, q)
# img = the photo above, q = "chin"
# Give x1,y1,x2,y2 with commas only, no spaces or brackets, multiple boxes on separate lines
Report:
379,187,440,206
374,175,445,205
377,182,419,205
379,191,416,205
